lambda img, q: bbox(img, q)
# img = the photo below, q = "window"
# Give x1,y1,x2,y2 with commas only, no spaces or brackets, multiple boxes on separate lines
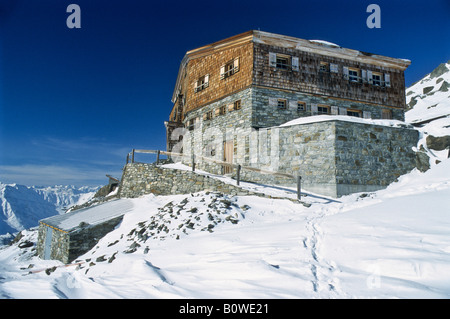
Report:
220,58,239,79
319,62,329,73
277,99,287,109
269,52,299,71
297,101,306,111
234,100,241,110
203,110,213,121
219,105,227,115
276,56,290,70
348,68,360,82
372,72,382,86
381,109,392,119
194,75,209,92
347,109,361,118
344,66,361,82
205,145,215,157
187,118,195,131
317,105,330,115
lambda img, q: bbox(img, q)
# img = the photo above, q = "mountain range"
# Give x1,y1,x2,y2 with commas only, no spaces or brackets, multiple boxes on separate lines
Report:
0,184,98,242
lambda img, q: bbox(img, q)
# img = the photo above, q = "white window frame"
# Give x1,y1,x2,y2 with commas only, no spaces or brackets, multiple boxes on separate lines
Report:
348,68,360,82
269,52,299,71
220,57,239,79
194,74,209,92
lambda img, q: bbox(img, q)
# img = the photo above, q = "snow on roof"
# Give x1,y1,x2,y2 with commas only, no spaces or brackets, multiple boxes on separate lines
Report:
309,39,341,48
40,199,134,232
279,115,414,129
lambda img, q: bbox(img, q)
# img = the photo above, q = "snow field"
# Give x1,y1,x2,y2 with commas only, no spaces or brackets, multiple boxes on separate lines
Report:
2,157,449,298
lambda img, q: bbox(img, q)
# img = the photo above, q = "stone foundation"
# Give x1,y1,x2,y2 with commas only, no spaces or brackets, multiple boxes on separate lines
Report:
178,117,418,197
118,163,264,199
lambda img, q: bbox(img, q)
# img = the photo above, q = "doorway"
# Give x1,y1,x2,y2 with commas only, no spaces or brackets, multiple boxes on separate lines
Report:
43,226,53,260
223,140,233,174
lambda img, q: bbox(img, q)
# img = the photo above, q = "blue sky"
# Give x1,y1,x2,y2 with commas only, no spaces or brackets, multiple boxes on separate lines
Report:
0,0,449,187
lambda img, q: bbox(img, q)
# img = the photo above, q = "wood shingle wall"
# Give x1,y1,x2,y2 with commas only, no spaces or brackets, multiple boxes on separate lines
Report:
253,42,407,109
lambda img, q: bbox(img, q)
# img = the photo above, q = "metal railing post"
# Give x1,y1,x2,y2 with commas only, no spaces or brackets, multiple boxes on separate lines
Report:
236,164,241,186
297,176,302,200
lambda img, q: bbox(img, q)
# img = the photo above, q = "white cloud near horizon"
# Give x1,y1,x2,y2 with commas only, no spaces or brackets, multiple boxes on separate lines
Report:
0,163,122,187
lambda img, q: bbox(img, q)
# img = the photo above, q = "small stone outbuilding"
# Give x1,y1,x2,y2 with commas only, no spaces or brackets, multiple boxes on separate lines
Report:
37,199,133,263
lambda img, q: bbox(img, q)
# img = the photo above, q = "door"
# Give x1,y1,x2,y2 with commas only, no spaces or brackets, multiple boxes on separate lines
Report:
44,226,53,260
223,140,234,174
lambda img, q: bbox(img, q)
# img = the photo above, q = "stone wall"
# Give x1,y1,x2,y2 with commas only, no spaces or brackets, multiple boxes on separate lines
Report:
37,224,69,263
182,87,253,175
251,86,405,127
118,163,264,199
67,216,123,263
275,120,418,197
180,87,417,197
333,120,418,196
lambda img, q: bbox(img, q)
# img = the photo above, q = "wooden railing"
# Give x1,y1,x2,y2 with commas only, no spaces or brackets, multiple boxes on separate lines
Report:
126,149,303,200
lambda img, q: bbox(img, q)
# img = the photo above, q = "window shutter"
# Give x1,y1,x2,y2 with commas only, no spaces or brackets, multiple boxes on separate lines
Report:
384,73,391,87
311,103,318,115
215,108,220,116
339,107,347,115
233,57,240,73
361,70,367,83
330,63,338,73
343,66,349,80
331,105,339,115
363,111,371,119
204,74,209,87
203,113,208,121
269,97,278,107
289,100,298,109
228,103,234,112
367,70,373,84
194,80,198,92
269,52,277,67
220,65,225,79
291,57,299,71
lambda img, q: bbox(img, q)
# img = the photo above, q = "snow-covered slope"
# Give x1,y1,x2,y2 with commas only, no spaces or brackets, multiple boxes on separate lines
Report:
405,61,450,169
405,61,450,132
0,183,98,238
0,157,449,299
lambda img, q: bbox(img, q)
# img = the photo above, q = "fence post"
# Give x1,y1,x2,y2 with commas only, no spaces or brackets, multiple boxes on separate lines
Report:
131,149,135,163
237,164,241,186
192,154,196,172
297,176,302,200
156,150,160,165
126,153,129,164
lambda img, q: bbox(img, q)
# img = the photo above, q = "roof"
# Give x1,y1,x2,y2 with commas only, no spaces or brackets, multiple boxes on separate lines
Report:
39,199,134,233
